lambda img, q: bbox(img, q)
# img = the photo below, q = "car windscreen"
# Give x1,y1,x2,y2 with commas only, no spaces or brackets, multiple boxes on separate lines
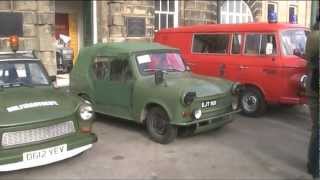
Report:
0,61,49,88
281,29,309,56
136,52,186,76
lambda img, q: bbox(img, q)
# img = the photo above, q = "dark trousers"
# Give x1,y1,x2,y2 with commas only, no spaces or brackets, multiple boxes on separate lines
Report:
307,77,319,178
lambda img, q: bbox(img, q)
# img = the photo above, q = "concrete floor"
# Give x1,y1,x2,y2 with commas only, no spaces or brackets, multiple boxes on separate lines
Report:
1,105,313,180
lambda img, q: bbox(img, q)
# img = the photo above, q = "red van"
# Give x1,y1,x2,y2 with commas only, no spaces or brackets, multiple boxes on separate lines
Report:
155,23,309,116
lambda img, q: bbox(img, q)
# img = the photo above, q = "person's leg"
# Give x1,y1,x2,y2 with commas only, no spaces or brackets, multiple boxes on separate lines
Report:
308,97,319,178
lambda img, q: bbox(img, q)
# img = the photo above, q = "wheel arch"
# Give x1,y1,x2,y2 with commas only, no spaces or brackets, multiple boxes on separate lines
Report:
140,102,172,124
241,83,266,100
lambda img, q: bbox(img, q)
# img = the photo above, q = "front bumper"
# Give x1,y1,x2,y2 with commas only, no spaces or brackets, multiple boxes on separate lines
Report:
171,109,240,126
0,132,97,172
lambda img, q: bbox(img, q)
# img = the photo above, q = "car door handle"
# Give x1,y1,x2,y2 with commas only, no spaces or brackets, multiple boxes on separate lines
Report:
239,65,248,70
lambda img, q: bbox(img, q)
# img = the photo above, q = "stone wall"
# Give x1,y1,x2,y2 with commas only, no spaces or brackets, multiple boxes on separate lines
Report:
100,0,154,42
0,0,56,75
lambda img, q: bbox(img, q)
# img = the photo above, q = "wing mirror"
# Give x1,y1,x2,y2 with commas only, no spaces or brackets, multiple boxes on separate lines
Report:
293,49,304,58
155,70,164,85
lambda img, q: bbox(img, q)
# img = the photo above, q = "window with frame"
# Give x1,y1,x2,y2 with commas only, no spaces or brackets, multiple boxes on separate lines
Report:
155,0,178,31
231,33,242,54
92,57,131,82
244,34,277,55
92,57,110,80
289,6,297,23
220,0,253,24
267,3,278,17
193,34,229,54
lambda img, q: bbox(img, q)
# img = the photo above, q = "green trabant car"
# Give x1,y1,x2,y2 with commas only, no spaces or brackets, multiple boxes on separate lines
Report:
71,42,240,144
0,51,97,171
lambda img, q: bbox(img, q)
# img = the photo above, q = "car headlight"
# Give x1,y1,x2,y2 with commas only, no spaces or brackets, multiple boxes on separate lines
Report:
193,109,202,120
79,104,94,120
182,92,196,106
231,82,241,95
299,75,307,89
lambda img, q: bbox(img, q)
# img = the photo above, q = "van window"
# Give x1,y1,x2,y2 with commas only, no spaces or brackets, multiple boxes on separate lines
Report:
245,34,276,55
193,34,229,54
110,60,131,82
231,34,242,54
92,57,110,80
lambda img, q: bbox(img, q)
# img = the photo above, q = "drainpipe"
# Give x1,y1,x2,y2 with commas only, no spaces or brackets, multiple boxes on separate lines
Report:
217,0,220,24
93,0,98,44
310,0,319,28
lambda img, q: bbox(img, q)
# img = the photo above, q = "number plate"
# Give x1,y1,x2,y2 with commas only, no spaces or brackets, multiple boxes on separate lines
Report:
201,100,217,108
23,144,67,162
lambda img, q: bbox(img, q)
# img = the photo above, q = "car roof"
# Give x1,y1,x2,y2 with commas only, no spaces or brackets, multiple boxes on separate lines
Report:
158,23,307,33
83,42,178,55
0,52,39,62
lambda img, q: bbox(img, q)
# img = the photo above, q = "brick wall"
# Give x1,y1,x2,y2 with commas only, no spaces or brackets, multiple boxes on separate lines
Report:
0,0,56,75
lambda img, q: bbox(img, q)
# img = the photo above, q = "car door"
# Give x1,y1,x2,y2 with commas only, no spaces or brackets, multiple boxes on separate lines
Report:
239,32,281,102
92,56,134,119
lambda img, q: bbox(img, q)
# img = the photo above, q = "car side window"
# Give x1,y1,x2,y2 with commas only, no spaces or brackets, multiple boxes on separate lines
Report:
245,33,277,55
192,34,229,54
110,59,132,82
92,57,110,80
231,33,242,54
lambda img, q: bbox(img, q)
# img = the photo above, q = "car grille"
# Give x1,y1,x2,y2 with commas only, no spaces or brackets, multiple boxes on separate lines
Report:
1,121,75,147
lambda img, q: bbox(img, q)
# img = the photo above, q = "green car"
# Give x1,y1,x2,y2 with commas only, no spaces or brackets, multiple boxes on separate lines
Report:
71,42,240,144
0,51,97,171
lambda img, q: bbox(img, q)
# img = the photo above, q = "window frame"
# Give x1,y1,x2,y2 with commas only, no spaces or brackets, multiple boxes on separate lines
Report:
243,32,278,56
267,2,278,17
288,5,298,23
230,33,243,55
154,0,179,31
191,33,231,55
220,0,254,24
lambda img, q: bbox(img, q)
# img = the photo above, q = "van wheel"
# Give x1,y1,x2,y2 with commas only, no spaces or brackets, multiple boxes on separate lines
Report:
240,87,266,117
146,107,177,144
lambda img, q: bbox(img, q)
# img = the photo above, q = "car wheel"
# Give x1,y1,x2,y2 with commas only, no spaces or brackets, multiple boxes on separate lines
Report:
146,107,177,144
178,125,196,137
240,87,266,117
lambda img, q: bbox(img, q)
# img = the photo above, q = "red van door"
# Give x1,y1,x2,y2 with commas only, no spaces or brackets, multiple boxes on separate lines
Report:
238,33,280,116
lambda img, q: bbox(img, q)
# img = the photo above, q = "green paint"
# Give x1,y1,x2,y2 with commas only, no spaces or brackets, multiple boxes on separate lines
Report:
71,42,240,133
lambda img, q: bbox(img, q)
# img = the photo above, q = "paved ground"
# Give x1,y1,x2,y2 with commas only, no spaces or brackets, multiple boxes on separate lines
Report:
1,104,313,179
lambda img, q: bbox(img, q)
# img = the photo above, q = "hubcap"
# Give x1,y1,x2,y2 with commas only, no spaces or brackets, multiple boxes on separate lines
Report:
242,94,258,112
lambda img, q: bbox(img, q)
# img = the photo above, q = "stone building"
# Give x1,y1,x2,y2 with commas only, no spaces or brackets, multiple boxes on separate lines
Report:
0,0,311,75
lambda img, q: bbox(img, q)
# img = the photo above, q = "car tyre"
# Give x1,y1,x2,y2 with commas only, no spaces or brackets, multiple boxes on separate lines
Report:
146,107,177,144
240,87,266,117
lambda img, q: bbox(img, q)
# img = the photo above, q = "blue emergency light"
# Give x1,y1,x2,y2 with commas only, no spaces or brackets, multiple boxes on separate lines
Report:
268,11,278,23
289,15,297,24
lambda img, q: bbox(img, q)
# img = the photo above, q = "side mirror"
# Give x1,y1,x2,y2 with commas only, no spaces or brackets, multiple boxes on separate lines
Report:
293,49,303,58
265,43,273,55
155,70,164,85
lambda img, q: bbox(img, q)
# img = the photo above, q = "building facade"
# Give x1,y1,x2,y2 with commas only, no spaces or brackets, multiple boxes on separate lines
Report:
0,0,311,75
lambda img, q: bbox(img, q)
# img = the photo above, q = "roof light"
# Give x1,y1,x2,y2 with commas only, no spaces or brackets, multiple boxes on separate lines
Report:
9,35,19,52
289,15,297,24
268,11,278,23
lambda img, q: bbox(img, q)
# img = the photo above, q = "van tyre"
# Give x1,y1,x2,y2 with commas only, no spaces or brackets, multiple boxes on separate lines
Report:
240,87,266,117
146,107,177,144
